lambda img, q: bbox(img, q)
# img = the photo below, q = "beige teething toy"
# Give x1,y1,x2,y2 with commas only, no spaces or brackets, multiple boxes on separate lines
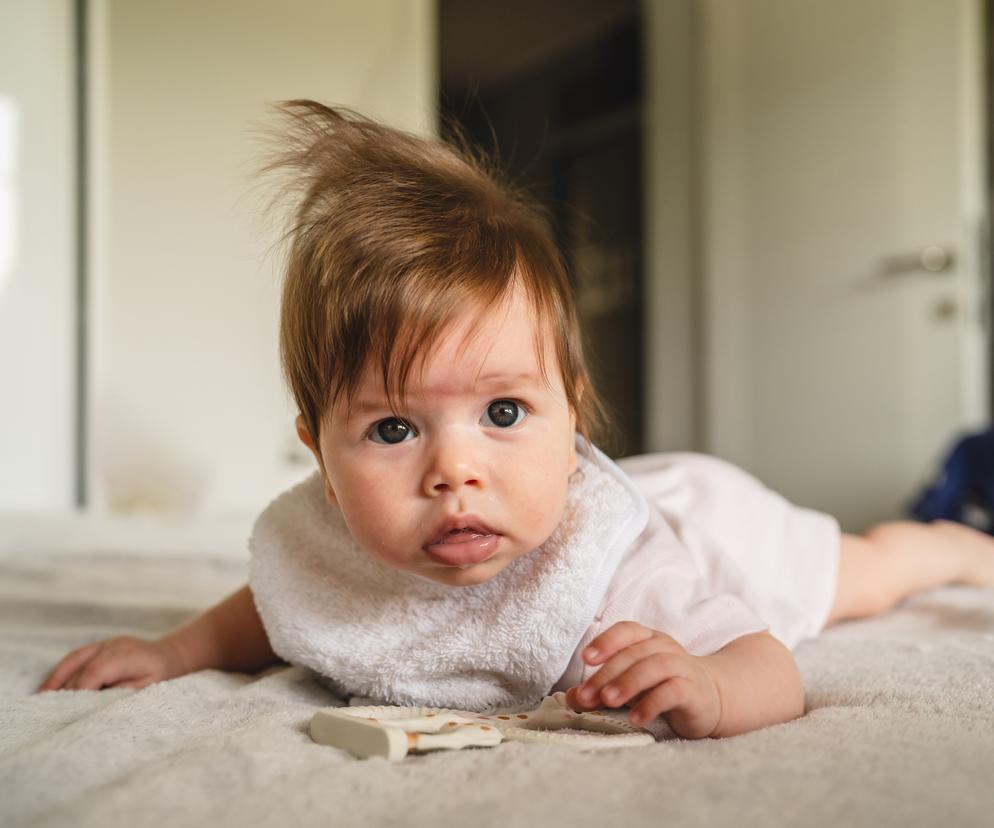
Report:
309,692,654,760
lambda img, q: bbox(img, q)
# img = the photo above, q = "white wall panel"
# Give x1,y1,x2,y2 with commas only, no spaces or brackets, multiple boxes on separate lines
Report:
0,0,76,510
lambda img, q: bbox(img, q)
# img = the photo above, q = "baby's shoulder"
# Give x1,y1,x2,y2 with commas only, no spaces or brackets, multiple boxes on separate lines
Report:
613,452,769,509
616,450,756,481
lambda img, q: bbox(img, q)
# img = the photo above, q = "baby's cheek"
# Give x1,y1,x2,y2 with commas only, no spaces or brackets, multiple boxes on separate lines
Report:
337,494,402,558
522,476,570,543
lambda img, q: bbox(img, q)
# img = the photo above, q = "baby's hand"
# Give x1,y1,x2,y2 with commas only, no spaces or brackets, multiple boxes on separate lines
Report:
565,621,722,739
36,635,186,693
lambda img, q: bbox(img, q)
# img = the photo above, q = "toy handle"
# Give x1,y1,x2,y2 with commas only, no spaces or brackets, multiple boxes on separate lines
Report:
411,725,502,753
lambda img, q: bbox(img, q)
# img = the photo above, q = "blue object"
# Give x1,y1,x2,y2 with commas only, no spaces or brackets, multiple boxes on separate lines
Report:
910,429,994,534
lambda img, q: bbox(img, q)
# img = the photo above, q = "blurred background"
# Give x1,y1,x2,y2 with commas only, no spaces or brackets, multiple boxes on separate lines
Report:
0,0,991,534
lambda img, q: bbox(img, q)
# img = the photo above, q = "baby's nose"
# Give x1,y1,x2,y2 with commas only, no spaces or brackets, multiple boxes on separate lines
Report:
423,447,483,495
431,476,479,493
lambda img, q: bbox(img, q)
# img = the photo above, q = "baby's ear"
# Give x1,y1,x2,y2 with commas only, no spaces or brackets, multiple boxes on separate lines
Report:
568,377,586,475
295,415,339,506
295,415,320,459
568,413,578,475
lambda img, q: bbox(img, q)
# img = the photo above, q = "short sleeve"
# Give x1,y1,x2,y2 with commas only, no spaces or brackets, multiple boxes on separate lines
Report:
661,593,769,656
600,559,769,658
555,508,770,691
618,451,840,649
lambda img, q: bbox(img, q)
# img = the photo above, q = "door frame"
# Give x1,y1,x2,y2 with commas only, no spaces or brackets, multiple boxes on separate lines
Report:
641,0,701,453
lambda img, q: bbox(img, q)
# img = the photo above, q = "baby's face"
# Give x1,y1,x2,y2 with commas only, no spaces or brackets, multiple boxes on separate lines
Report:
299,283,578,586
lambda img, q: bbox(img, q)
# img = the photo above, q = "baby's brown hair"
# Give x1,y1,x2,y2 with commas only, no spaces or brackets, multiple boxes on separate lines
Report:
262,100,608,451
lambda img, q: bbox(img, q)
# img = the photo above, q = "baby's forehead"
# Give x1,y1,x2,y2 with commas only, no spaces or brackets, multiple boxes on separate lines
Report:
340,311,557,412
367,323,552,395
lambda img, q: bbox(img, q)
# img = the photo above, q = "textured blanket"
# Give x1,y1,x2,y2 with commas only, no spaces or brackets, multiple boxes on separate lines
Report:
1,514,993,828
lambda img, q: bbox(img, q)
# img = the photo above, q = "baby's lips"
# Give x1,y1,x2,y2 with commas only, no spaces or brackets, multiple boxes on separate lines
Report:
423,514,497,547
423,532,500,566
428,528,490,545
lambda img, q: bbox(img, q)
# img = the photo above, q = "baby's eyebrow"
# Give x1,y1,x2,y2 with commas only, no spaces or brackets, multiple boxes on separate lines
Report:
474,371,544,386
350,372,544,416
350,399,394,417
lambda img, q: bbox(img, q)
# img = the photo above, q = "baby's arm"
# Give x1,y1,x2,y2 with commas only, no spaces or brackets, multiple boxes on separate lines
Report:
565,621,804,739
699,630,805,737
37,585,278,692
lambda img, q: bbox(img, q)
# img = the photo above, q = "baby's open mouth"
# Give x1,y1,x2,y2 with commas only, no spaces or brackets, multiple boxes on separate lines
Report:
428,527,486,545
423,522,501,567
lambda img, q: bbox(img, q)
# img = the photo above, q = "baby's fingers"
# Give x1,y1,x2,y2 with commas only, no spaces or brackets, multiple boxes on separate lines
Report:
597,654,689,710
582,621,655,666
36,643,100,692
628,677,694,727
64,651,138,691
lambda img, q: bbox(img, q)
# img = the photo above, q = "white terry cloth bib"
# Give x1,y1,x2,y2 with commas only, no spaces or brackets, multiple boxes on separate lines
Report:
248,439,649,711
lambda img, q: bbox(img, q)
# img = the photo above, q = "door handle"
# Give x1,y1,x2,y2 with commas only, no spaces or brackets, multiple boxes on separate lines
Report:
879,245,955,276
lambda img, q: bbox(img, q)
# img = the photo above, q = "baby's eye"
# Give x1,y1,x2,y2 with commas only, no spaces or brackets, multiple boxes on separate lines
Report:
482,400,527,429
368,417,415,445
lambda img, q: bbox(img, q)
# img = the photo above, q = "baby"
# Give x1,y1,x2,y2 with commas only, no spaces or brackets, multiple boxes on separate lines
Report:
39,101,994,740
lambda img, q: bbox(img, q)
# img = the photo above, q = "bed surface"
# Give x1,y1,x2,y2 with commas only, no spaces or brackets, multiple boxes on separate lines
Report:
2,514,993,828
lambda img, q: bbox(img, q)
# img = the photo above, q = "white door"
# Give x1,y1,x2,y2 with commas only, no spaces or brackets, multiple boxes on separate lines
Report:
698,0,989,531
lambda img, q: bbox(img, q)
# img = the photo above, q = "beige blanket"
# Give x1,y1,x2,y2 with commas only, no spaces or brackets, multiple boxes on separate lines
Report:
1,515,992,827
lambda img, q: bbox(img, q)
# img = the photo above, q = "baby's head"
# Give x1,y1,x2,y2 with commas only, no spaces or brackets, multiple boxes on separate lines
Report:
268,101,607,586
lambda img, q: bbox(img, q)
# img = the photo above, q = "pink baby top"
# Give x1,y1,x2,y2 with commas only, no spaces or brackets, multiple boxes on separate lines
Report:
553,452,840,692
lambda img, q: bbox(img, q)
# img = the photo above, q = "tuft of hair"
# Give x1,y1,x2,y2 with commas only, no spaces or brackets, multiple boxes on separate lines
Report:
259,100,609,451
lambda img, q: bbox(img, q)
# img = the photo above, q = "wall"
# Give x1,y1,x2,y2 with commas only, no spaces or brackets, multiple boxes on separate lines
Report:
87,0,437,515
0,0,77,510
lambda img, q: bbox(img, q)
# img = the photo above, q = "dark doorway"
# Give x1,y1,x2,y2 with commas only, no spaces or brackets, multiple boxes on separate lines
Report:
439,0,644,458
